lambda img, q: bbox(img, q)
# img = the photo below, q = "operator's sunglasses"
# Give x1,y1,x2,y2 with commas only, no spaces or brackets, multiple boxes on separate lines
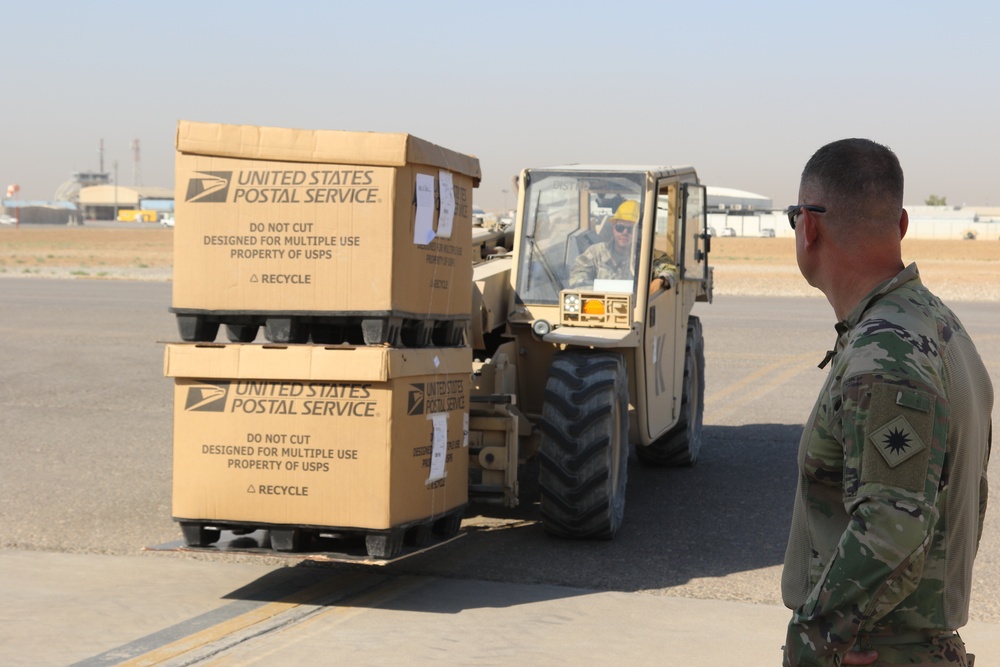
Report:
614,223,634,234
786,204,826,230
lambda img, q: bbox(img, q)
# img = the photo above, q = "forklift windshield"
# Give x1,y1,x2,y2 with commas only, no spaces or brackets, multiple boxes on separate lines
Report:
516,171,645,304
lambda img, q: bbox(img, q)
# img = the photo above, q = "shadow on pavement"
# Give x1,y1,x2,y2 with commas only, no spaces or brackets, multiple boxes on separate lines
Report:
216,423,803,609
391,422,803,592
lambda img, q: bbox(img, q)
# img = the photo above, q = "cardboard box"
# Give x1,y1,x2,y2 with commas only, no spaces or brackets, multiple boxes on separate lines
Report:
172,120,480,321
165,343,470,530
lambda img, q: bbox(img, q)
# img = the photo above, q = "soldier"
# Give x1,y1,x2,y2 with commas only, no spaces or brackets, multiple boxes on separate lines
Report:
781,138,993,666
569,199,676,292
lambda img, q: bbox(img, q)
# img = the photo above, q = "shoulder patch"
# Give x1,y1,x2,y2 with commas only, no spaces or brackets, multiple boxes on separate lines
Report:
868,415,926,467
861,383,936,491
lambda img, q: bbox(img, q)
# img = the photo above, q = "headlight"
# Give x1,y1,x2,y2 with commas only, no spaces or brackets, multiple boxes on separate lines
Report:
562,293,581,313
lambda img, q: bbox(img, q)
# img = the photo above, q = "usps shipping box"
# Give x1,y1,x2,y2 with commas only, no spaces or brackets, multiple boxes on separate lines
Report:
172,120,480,320
165,343,470,530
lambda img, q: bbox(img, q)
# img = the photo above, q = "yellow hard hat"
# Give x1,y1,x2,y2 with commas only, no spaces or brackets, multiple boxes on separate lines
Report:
613,200,640,223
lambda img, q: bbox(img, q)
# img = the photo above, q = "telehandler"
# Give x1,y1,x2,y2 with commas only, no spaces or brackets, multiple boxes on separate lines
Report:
468,164,712,538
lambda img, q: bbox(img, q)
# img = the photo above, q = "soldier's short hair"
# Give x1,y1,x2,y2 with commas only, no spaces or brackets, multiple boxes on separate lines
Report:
801,138,904,231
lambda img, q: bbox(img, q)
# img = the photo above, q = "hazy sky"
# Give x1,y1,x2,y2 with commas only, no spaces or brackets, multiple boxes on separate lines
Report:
3,1,999,211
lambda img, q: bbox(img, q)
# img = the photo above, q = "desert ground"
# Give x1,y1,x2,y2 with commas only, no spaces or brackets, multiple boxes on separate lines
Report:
0,225,997,301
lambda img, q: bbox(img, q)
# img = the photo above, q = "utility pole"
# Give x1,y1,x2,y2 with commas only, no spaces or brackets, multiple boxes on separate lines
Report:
113,161,119,222
131,139,141,187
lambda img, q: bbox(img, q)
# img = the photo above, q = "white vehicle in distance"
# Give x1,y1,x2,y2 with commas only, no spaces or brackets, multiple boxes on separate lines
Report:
760,228,775,238
0,214,16,225
720,227,736,237
160,214,175,227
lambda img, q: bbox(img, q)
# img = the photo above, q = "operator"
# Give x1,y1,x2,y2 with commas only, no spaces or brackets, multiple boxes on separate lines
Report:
569,199,677,293
781,138,993,666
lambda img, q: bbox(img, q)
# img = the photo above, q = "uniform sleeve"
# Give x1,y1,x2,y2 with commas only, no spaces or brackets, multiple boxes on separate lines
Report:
570,246,599,288
651,253,678,285
783,372,948,666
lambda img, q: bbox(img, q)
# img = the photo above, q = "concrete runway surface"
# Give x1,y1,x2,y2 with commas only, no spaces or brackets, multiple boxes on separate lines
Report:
1,279,998,665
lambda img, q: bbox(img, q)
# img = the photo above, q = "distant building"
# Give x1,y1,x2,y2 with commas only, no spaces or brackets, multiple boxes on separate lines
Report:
707,186,773,212
55,171,111,204
78,185,174,221
905,205,998,240
704,187,777,238
0,201,79,225
701,187,998,241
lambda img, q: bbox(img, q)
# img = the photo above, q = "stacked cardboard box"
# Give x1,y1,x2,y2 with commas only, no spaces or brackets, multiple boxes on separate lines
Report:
166,122,479,558
171,120,481,345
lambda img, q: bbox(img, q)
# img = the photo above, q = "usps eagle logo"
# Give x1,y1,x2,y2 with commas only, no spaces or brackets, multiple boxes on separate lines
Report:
184,171,232,203
407,383,425,416
184,381,230,412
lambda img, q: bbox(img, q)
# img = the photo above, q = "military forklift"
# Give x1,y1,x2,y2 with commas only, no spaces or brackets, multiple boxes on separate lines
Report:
468,165,712,539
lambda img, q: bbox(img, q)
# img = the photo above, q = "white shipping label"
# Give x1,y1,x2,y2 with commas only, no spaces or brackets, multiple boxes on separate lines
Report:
427,412,448,483
414,173,436,245
437,171,455,238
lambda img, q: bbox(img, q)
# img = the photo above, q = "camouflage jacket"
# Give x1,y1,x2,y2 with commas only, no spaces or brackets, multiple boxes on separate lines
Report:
781,263,993,666
569,241,633,288
569,243,676,289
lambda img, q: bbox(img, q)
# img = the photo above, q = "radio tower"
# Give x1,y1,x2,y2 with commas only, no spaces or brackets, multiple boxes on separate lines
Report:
99,139,105,174
131,139,142,186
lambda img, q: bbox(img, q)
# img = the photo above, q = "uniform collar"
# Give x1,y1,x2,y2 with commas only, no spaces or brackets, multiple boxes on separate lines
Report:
817,263,921,369
841,262,921,329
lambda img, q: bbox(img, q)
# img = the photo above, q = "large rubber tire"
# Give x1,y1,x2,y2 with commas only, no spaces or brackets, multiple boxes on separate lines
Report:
636,316,705,467
538,351,629,539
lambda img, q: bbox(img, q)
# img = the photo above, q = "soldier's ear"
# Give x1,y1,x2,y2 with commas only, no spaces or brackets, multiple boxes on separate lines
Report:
801,209,820,250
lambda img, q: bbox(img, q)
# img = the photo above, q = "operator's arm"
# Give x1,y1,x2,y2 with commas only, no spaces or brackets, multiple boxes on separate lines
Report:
783,371,947,666
649,254,678,294
569,246,600,288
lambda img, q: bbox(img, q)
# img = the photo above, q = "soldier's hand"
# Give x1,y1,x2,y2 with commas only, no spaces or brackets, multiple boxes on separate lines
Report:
648,274,673,296
841,649,878,665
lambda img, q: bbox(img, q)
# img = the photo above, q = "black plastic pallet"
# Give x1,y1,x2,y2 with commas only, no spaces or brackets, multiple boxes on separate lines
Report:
173,506,465,561
171,310,469,348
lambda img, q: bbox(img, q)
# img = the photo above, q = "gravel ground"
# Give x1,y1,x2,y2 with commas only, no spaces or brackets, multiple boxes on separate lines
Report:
1,228,997,302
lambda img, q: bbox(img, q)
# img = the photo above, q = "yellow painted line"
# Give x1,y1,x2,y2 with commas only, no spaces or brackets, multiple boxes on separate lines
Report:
196,576,438,666
117,601,302,667
118,570,383,667
712,367,806,418
295,574,434,624
705,352,815,408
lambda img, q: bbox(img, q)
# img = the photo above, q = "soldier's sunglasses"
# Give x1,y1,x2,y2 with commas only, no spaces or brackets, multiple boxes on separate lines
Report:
786,204,826,230
614,223,634,234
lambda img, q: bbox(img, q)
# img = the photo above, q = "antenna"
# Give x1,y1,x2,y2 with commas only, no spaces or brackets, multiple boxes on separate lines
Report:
131,139,141,186
99,139,105,174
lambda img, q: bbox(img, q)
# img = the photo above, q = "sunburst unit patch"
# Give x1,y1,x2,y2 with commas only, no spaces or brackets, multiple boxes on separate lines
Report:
868,415,926,467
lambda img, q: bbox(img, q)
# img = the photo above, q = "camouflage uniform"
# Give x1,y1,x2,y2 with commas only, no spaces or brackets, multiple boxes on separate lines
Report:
569,244,676,290
569,242,633,288
782,263,993,666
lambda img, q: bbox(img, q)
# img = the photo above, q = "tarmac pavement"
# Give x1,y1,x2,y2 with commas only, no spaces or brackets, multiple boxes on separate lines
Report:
2,283,997,666
3,549,999,667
